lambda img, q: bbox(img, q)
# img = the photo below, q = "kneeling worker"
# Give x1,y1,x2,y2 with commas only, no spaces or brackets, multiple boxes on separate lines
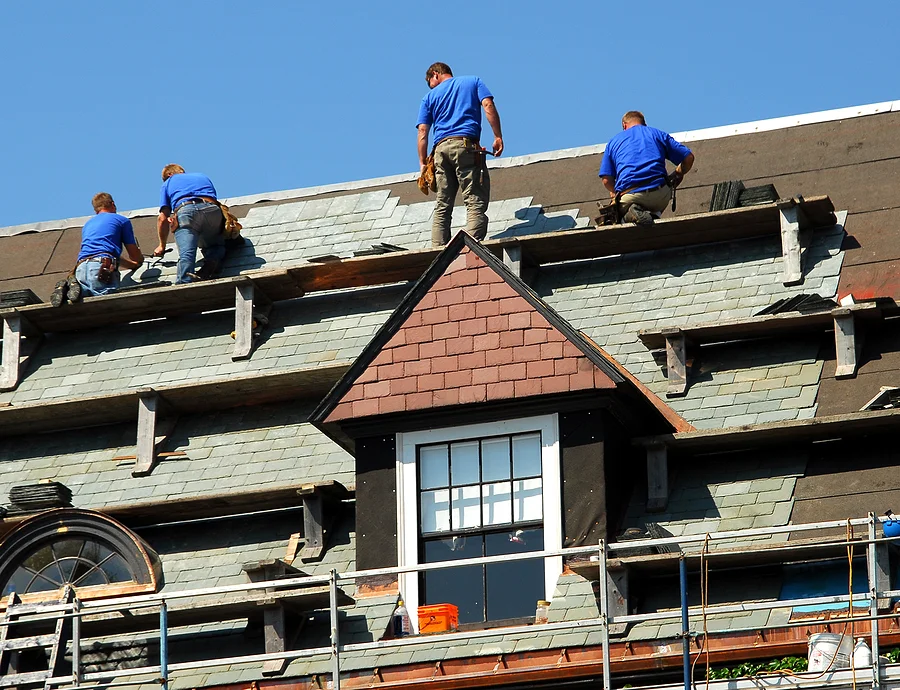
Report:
153,164,226,284
53,192,144,305
599,110,694,225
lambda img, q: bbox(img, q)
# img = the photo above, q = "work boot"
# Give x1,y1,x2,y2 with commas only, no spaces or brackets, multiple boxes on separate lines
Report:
194,259,221,281
66,275,82,303
50,279,68,307
624,205,654,226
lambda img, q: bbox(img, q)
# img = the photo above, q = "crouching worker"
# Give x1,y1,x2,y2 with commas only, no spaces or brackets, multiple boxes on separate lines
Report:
52,192,144,306
153,164,226,284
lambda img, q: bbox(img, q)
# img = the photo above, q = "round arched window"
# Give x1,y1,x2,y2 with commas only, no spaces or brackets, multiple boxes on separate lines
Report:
0,509,161,603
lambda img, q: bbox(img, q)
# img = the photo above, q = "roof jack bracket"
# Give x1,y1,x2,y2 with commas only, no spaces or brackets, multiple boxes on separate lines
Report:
779,200,809,286
832,306,866,378
133,389,177,477
661,327,689,397
233,278,273,361
1,311,40,392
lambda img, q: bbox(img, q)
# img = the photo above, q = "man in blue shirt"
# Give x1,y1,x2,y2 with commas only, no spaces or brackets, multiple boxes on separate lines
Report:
153,164,226,283
54,193,144,304
599,111,695,226
417,62,504,246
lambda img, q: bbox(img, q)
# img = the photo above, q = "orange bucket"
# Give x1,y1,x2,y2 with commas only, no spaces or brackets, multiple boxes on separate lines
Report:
418,603,459,634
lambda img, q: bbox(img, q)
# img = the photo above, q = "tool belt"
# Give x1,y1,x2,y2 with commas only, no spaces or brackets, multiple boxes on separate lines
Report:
74,254,118,283
173,196,217,213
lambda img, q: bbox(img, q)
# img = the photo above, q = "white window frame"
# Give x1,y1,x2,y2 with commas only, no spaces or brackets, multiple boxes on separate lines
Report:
396,414,562,630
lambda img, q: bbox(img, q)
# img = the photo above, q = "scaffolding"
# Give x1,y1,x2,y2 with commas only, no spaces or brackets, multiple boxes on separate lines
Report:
1,513,897,690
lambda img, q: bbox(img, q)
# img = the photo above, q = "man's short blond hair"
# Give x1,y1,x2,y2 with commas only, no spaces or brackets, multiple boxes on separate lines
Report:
622,110,646,126
162,164,185,181
92,192,115,213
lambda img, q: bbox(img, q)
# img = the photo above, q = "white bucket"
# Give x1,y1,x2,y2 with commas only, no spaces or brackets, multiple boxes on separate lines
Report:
808,633,852,672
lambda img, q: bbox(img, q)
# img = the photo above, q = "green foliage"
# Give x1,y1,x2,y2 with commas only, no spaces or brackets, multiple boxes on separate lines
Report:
707,656,808,680
885,648,900,663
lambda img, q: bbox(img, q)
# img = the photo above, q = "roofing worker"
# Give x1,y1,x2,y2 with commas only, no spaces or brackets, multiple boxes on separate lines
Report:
599,111,694,226
52,192,144,305
153,164,226,283
417,62,504,246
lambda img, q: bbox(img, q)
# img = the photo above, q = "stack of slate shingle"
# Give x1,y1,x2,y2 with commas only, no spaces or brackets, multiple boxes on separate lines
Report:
8,482,73,513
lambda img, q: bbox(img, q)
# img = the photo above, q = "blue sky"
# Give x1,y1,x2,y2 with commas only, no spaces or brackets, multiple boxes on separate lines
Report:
0,1,897,229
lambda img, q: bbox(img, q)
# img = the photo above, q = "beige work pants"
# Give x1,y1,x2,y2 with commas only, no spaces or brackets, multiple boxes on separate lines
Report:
619,184,672,216
432,137,490,246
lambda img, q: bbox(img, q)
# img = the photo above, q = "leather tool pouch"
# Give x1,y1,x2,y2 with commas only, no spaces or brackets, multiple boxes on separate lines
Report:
97,257,115,284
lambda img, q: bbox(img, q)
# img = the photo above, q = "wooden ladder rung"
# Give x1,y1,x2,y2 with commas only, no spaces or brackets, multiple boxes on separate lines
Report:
0,669,51,687
0,633,58,651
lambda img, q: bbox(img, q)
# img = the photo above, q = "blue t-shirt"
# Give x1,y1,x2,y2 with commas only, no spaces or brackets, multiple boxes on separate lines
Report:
416,76,493,146
599,125,692,193
77,212,137,261
159,172,218,211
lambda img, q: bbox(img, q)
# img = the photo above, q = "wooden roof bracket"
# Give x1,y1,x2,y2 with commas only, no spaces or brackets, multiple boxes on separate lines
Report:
646,442,668,512
778,200,809,286
0,311,41,393
298,482,350,562
832,305,865,378
233,279,274,361
242,559,305,677
661,328,690,398
500,243,538,286
133,389,177,478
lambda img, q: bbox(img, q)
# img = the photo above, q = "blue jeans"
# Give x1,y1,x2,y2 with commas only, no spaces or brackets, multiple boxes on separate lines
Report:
75,258,119,296
174,201,226,283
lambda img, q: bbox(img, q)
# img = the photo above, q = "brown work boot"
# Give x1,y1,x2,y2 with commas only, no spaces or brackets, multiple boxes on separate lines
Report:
50,279,69,307
624,205,654,226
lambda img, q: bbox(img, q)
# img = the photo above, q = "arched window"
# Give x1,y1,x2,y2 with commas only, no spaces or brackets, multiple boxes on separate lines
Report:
0,509,161,604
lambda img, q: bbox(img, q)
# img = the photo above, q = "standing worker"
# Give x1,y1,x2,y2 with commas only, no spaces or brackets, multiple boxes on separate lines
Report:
52,192,144,306
153,164,226,283
417,62,504,246
599,111,695,225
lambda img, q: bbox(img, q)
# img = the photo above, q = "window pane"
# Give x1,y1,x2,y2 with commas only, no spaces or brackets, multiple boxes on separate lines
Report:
422,536,484,625
512,433,542,478
420,489,450,533
101,553,133,583
420,445,449,489
482,482,512,526
485,529,545,621
513,478,543,522
481,438,510,482
451,485,481,530
450,441,479,486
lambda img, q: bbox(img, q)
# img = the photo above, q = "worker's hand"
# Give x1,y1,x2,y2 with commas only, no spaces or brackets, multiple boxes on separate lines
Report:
668,170,685,188
420,162,428,173
153,244,167,258
492,137,504,157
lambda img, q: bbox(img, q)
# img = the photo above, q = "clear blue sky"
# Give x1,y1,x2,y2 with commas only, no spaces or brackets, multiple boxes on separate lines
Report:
1,1,896,229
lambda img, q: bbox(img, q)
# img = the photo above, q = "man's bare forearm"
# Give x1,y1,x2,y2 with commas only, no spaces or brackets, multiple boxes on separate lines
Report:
417,125,430,168
483,99,504,156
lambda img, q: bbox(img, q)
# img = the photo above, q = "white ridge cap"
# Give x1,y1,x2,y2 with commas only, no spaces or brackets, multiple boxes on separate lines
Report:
1,99,897,238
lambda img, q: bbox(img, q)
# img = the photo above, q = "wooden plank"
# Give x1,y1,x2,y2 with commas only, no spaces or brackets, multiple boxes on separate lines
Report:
638,302,881,350
491,196,835,266
635,407,900,452
233,281,255,360
779,204,804,285
261,605,288,675
664,331,687,397
646,444,668,512
300,493,325,561
133,391,159,477
0,314,21,391
0,362,350,437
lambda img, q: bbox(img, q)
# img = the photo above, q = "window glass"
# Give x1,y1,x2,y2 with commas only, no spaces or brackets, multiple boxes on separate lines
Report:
420,489,451,533
450,441,479,486
512,433,542,478
451,485,481,530
422,536,484,624
420,445,449,489
513,478,543,522
485,528,545,621
481,438,510,482
482,481,512,526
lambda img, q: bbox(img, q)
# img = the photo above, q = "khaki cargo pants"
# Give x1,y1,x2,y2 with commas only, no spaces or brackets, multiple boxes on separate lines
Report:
432,137,490,246
618,184,672,217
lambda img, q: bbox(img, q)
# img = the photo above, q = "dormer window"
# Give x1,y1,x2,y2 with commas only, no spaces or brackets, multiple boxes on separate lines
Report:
398,415,562,627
